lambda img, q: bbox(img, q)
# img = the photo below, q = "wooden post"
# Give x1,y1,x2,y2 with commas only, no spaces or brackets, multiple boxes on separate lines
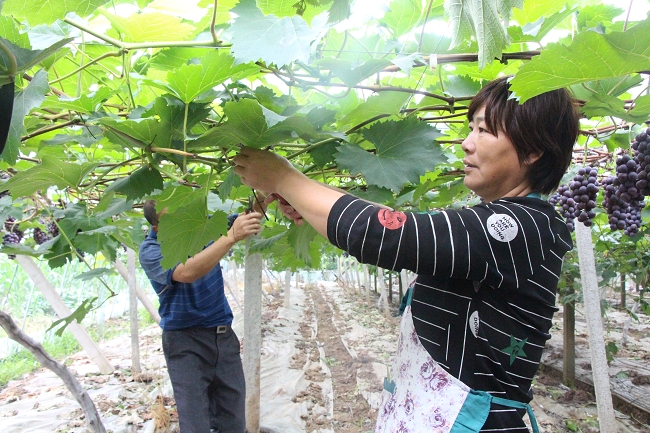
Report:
620,273,626,309
575,222,617,432
363,264,371,306
244,238,263,433
284,268,291,308
127,248,141,375
16,255,113,374
563,284,575,386
113,258,161,324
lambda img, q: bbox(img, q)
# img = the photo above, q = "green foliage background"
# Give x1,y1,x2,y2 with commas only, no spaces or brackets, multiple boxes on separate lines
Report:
0,0,649,300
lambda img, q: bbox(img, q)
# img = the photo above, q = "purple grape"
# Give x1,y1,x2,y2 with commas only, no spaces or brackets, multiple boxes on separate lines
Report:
33,227,51,245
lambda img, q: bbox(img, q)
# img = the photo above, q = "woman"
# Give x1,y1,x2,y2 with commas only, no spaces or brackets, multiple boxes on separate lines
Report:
233,77,579,432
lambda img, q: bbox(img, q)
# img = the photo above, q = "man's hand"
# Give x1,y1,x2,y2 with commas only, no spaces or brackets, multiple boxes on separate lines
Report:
265,193,304,225
228,211,263,243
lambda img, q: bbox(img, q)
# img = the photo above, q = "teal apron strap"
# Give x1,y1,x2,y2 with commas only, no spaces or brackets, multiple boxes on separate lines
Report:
405,285,414,306
491,396,540,433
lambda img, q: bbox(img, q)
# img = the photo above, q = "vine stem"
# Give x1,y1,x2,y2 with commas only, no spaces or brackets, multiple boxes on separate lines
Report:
0,39,18,78
210,0,220,45
286,137,341,159
63,17,230,50
49,50,123,85
182,102,190,173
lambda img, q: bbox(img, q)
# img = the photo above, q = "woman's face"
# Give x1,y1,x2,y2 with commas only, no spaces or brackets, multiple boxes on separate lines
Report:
461,106,536,202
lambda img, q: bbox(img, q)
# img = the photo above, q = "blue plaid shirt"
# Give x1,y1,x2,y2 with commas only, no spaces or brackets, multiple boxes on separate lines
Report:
139,229,234,331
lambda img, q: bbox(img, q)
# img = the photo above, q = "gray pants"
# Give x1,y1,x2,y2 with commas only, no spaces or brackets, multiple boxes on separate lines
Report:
162,326,246,433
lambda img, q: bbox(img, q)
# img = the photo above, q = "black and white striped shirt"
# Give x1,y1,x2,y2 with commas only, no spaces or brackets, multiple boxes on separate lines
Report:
327,194,573,431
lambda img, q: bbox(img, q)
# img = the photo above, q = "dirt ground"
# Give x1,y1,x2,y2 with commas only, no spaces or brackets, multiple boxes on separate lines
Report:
1,280,650,432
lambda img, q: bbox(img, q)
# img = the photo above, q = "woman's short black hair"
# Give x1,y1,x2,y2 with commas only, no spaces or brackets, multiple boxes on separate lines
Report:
467,77,579,195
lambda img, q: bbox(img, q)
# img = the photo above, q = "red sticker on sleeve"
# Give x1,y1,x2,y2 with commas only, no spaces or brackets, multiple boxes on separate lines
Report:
378,209,407,230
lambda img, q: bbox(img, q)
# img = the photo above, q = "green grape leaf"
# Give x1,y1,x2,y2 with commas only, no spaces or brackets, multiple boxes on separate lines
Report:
150,47,212,71
316,58,392,87
309,141,340,168
229,0,324,67
382,0,423,37
3,0,110,26
104,166,164,201
510,19,650,102
287,222,318,267
336,117,446,191
249,228,287,252
42,86,113,113
1,156,98,197
28,21,79,49
0,15,31,48
48,297,97,336
74,267,116,281
582,93,650,124
157,197,229,269
191,99,319,149
167,50,256,103
2,69,49,163
445,0,522,69
218,168,242,202
338,91,410,129
327,0,351,24
74,228,119,262
152,185,204,214
100,10,195,42
348,185,395,205
93,196,133,220
257,0,296,17
100,117,167,150
511,0,566,24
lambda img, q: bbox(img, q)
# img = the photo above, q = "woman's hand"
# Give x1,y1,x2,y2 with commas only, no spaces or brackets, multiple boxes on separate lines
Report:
233,147,298,193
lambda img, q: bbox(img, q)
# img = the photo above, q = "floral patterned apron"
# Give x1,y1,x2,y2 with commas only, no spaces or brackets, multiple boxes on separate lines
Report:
375,290,540,433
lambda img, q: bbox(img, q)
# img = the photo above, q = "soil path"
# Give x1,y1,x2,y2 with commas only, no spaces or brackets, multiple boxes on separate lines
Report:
1,280,649,432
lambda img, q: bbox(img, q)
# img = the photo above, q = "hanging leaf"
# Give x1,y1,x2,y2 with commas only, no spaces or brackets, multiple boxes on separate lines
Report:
157,197,229,269
0,37,71,86
582,93,650,124
445,0,523,69
74,267,116,281
0,154,98,196
287,222,318,267
100,10,195,42
382,0,423,37
166,50,256,103
316,58,392,87
104,166,164,201
336,117,446,191
327,0,351,24
3,0,110,26
338,91,410,129
190,98,320,149
510,19,650,102
41,86,113,113
229,0,325,67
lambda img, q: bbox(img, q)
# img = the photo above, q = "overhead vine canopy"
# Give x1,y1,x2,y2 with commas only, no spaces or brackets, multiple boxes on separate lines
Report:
0,0,649,278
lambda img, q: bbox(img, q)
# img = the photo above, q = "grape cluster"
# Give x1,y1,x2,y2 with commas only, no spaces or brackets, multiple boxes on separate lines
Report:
47,221,59,237
631,127,650,196
602,153,646,236
549,166,600,231
2,216,23,259
33,227,51,245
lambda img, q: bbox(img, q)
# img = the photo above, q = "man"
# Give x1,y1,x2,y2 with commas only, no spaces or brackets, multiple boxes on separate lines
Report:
139,200,263,433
